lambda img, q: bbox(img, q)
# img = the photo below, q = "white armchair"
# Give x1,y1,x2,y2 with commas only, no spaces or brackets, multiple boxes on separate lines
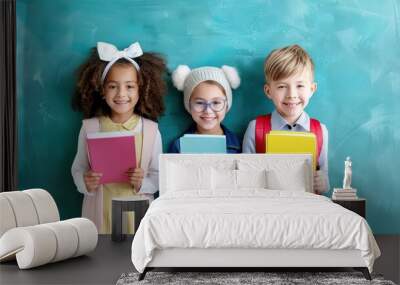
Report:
0,189,97,269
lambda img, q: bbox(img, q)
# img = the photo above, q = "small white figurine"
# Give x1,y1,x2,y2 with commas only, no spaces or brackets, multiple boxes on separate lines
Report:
343,156,352,189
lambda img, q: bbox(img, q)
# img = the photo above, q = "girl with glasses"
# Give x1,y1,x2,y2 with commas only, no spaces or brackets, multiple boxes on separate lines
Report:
168,65,241,153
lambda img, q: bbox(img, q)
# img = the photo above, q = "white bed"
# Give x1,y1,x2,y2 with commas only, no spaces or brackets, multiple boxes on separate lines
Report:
131,154,380,280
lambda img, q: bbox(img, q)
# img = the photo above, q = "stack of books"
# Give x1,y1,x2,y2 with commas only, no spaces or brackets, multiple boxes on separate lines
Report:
332,188,358,200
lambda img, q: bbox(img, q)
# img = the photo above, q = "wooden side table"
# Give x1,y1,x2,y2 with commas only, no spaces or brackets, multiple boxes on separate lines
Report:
332,198,366,218
112,196,150,242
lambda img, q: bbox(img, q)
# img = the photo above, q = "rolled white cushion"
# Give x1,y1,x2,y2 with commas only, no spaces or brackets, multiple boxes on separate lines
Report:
0,195,17,237
0,226,57,269
65,218,98,257
1,191,39,227
0,218,97,269
23,189,60,223
42,221,79,262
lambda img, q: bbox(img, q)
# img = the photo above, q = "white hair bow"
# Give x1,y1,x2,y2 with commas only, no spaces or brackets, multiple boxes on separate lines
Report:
97,42,143,82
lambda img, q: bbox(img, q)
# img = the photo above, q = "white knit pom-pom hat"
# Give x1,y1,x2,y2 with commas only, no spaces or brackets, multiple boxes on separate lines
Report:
172,65,240,113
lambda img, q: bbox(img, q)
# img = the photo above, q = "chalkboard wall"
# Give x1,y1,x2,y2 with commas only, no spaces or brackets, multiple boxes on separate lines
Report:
16,0,400,234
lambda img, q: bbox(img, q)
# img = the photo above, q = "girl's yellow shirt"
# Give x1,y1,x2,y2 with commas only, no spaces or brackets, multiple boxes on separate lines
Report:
99,115,143,234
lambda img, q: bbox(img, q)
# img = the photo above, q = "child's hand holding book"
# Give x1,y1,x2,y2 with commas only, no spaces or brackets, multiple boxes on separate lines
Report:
84,170,103,193
314,170,327,194
126,168,144,192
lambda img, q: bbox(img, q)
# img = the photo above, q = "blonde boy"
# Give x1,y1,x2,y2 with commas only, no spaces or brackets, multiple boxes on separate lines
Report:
242,44,329,194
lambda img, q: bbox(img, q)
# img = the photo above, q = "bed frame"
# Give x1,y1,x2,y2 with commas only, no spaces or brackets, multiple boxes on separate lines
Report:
138,154,372,281
139,248,371,280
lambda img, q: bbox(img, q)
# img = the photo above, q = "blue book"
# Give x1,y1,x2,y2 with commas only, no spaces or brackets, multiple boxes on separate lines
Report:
180,134,226,154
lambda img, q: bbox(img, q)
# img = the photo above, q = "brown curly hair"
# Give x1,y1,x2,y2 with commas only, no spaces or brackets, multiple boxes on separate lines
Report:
72,47,167,121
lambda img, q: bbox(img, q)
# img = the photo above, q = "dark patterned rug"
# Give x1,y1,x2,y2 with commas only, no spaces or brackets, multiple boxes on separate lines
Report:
116,271,396,285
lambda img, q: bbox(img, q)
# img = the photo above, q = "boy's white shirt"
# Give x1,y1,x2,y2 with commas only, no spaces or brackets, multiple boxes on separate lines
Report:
242,110,329,193
71,117,162,196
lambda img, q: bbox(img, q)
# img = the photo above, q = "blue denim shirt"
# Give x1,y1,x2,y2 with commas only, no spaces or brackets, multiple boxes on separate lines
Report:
168,124,241,153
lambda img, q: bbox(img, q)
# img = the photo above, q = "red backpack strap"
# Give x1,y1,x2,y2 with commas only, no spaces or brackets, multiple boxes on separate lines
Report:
255,114,272,153
310,118,323,162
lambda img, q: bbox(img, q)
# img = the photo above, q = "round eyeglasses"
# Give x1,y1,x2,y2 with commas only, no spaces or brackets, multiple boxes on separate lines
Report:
190,98,227,113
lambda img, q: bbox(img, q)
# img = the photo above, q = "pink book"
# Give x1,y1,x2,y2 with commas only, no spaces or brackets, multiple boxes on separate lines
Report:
86,131,136,184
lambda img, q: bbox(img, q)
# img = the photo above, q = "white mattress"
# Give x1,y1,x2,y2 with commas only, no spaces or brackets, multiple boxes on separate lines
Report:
131,190,380,273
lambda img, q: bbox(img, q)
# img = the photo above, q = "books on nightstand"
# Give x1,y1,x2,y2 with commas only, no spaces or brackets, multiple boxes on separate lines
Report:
332,188,358,200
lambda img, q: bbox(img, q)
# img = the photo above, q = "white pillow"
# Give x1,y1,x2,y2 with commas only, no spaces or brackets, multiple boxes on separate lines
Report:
212,168,237,190
237,169,267,189
266,163,308,191
167,162,212,191
237,159,268,171
237,158,310,192
209,159,236,170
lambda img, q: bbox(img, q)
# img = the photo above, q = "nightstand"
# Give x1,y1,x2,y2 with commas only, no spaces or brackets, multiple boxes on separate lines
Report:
332,198,366,218
111,196,150,242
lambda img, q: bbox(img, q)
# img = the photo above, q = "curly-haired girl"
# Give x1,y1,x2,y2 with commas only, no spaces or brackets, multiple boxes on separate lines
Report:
71,41,167,234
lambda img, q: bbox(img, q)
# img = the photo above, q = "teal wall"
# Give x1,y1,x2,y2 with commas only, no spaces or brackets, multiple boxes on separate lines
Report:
17,0,400,234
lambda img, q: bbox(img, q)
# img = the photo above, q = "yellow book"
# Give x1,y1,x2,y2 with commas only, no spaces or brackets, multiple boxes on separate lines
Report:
266,130,317,170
